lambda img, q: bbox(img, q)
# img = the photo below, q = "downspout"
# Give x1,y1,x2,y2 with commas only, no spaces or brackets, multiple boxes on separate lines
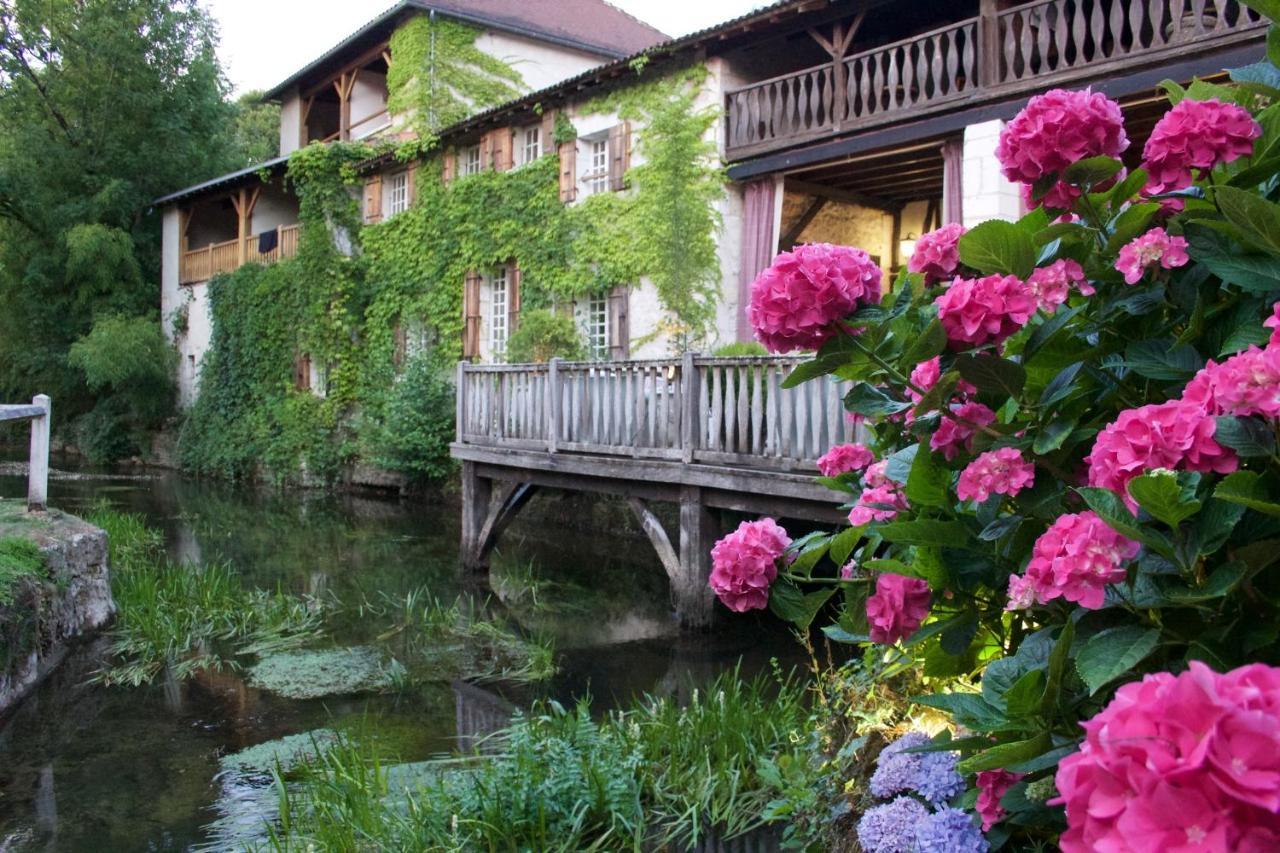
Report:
428,9,437,130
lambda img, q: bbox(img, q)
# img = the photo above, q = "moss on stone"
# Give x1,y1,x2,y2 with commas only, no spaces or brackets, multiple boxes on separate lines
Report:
247,647,393,699
0,536,45,606
220,729,338,775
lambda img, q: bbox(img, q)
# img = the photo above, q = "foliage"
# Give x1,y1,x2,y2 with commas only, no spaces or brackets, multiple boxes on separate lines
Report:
386,15,524,137
68,313,176,419
504,308,586,362
266,668,808,851
229,90,281,166
0,0,238,447
0,537,45,606
86,505,324,685
747,38,1280,848
368,353,457,480
712,340,769,357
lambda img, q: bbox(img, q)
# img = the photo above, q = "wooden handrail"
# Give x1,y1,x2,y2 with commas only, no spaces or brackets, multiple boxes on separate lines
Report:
179,223,302,284
1,395,50,511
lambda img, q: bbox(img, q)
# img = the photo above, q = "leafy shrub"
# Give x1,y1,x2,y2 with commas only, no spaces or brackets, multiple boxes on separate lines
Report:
370,353,456,481
711,340,768,357
503,308,585,363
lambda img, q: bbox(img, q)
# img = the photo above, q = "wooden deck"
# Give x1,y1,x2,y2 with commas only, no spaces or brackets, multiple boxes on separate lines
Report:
725,0,1266,160
451,355,857,626
180,223,301,285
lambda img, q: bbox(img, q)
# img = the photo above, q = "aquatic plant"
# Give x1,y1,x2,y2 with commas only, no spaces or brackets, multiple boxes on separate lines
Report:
247,648,392,700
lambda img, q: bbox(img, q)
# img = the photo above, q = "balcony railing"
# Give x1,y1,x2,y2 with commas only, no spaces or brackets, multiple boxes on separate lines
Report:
725,0,1265,159
180,223,301,285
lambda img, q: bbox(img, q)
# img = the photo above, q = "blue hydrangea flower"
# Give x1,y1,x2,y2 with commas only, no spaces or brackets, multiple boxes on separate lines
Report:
915,807,990,853
868,732,931,798
856,796,930,853
915,749,965,806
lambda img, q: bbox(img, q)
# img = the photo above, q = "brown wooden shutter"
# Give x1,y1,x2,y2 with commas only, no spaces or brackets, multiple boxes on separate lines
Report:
608,286,629,360
441,149,456,185
508,263,521,336
293,354,312,390
493,127,514,172
539,109,556,154
608,122,631,192
393,322,407,368
558,140,577,203
463,271,482,360
406,163,417,206
363,175,382,224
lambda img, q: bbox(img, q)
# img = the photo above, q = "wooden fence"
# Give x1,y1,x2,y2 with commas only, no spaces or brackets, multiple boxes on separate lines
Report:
724,0,1264,158
456,355,854,471
180,223,301,285
1,395,50,511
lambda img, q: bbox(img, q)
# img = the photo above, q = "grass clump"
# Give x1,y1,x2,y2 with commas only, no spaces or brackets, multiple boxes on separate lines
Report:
86,504,325,686
264,667,807,851
0,536,45,606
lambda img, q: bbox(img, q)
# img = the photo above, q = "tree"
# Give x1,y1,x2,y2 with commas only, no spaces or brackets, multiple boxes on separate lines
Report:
0,0,239,457
230,90,280,166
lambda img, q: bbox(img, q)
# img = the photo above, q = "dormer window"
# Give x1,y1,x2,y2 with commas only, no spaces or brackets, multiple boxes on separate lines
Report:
462,144,482,176
517,126,541,166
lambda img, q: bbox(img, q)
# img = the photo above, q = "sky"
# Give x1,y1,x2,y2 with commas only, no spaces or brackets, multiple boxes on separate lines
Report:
203,0,767,95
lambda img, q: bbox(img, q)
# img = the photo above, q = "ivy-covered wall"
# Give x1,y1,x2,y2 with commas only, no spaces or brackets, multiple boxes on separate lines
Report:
177,19,725,485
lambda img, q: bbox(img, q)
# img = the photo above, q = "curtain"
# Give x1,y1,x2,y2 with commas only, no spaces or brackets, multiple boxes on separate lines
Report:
941,138,964,226
738,177,777,341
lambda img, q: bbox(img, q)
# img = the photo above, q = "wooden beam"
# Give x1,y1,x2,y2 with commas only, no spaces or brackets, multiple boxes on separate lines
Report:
301,39,391,98
627,497,682,584
779,196,827,249
786,178,902,211
890,208,902,272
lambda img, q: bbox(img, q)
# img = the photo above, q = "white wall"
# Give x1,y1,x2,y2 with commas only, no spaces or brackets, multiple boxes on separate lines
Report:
962,119,1022,226
251,182,299,232
474,30,609,93
279,91,302,156
351,69,390,139
161,202,214,409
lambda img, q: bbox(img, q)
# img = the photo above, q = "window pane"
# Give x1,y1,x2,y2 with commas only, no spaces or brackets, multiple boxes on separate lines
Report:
587,295,609,360
490,268,508,359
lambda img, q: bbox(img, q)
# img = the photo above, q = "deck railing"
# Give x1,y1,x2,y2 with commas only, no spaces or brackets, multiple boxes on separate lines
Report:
180,223,301,285
724,0,1264,159
1,395,50,511
456,355,855,470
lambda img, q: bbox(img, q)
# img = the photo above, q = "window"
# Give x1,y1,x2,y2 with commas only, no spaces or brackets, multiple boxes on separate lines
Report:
489,267,509,359
462,144,482,176
518,126,541,166
386,171,409,216
584,138,609,196
585,295,609,360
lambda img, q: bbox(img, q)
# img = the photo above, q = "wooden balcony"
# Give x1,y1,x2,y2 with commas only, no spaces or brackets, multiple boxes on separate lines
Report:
725,0,1266,160
180,224,301,285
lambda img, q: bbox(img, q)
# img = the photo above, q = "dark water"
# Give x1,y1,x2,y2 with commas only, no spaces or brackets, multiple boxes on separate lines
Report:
0,462,795,852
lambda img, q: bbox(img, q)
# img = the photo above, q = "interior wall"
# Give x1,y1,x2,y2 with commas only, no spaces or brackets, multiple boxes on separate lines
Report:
781,191,893,271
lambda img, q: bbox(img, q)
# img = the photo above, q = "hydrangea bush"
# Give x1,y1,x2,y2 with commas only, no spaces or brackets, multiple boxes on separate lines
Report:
714,19,1280,849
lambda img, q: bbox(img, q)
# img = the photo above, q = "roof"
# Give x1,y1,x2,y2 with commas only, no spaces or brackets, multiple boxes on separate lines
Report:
262,0,669,101
152,155,289,207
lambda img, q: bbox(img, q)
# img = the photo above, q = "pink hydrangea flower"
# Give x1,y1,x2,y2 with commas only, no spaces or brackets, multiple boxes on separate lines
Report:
1054,661,1280,852
1265,302,1280,347
976,769,1024,832
996,88,1129,186
708,518,791,612
848,482,909,526
865,573,931,645
930,401,997,461
748,243,883,353
1026,259,1092,312
863,459,890,489
907,356,977,411
1143,98,1262,194
1115,227,1190,285
956,448,1036,502
840,559,857,580
816,443,875,477
907,223,966,284
1085,399,1238,505
1009,511,1141,610
1183,345,1280,419
934,274,1037,349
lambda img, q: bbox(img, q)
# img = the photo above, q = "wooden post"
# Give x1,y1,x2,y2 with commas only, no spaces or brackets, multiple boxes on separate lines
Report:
680,351,699,464
230,186,260,266
27,394,49,512
808,13,862,130
547,357,560,453
455,361,466,443
978,0,1002,87
334,72,356,141
675,485,716,628
460,460,492,573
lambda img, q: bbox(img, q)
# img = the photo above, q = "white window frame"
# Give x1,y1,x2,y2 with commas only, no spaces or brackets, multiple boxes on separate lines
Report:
585,295,610,360
488,267,509,360
582,136,609,196
518,126,541,166
386,170,409,216
461,144,482,176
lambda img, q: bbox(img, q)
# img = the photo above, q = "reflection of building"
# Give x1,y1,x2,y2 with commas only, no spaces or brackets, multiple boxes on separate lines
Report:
452,679,516,753
160,0,1266,403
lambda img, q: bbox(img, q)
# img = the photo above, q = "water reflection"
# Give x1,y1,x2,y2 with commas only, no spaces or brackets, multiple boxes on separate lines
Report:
0,463,802,851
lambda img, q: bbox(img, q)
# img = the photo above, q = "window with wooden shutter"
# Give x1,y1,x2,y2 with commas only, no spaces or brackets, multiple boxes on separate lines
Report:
608,122,631,192
539,109,556,154
607,286,629,360
363,176,383,224
493,128,514,172
293,353,312,391
558,140,577,203
441,150,456,185
406,164,417,206
508,263,522,337
462,271,482,360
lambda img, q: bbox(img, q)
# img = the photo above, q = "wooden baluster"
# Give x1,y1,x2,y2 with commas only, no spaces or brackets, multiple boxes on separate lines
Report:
826,380,840,453
1036,5,1053,72
736,365,750,453
751,365,764,456
792,377,808,461
885,49,900,112
1109,0,1127,57
1003,11,1020,80
780,370,797,464
961,24,976,89
1128,0,1147,50
929,35,943,97
766,366,780,456
808,383,823,461
1071,0,1087,64
857,55,871,119
709,367,723,452
1054,0,1070,64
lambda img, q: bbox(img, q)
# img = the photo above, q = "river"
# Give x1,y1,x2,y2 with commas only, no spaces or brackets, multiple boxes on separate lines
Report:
0,463,795,851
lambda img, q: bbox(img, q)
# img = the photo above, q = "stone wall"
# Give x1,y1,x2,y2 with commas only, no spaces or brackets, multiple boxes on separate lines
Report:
0,501,114,719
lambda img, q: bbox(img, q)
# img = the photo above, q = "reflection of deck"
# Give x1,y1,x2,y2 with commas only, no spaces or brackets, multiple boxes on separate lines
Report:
451,355,852,627
452,680,516,753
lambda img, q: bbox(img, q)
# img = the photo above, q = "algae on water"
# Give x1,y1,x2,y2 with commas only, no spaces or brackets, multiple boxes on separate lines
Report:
219,729,339,775
247,647,393,699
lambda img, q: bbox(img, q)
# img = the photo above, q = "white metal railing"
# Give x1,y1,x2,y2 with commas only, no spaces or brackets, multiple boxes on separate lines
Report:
455,355,854,471
1,394,50,510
